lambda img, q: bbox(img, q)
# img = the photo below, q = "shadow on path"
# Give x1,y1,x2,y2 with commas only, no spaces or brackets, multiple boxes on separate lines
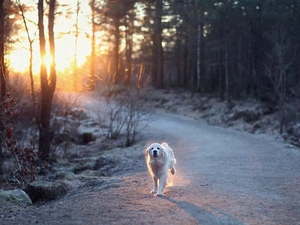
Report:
162,196,244,225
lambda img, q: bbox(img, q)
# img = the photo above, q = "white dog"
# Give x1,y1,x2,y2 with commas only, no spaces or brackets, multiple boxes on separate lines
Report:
145,142,176,196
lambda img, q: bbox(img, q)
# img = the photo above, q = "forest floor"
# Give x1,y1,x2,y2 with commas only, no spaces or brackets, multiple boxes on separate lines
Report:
1,88,300,224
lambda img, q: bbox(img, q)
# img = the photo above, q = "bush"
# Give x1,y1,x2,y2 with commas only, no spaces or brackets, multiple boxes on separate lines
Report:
95,84,152,146
0,93,42,188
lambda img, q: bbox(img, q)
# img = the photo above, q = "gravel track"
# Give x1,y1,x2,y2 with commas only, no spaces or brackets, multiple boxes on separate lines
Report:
1,112,300,225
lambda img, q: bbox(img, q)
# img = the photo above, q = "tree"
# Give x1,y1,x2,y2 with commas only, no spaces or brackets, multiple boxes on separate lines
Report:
152,0,164,88
0,0,5,100
37,0,57,161
0,0,4,176
196,2,202,92
265,25,295,134
17,1,38,117
88,0,96,91
124,7,135,84
0,0,17,175
112,16,121,84
73,0,80,92
104,0,136,84
105,0,125,84
0,0,23,176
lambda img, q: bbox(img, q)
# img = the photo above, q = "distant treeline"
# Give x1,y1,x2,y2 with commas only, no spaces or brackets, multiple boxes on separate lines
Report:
96,0,300,104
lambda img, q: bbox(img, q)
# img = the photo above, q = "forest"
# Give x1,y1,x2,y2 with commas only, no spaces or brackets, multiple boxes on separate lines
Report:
0,0,300,187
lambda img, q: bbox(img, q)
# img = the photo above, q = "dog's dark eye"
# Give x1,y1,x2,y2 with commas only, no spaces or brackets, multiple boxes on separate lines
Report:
157,147,160,149
151,147,153,150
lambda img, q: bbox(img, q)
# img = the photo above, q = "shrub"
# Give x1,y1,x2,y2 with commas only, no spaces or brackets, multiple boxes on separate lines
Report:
95,84,152,146
0,93,42,188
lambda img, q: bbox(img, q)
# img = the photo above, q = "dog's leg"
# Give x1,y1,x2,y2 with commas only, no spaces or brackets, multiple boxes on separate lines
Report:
151,177,158,194
171,166,176,175
157,177,167,196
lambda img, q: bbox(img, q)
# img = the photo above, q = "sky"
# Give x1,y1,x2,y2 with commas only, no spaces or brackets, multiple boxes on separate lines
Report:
9,1,93,74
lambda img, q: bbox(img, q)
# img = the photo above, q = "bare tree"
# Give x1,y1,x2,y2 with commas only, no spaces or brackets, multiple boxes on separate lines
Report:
265,25,295,134
122,87,151,146
95,83,151,146
101,91,127,140
17,1,38,118
73,0,80,92
37,0,57,161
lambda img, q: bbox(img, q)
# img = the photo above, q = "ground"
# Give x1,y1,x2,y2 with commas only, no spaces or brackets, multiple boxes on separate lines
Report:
1,89,300,225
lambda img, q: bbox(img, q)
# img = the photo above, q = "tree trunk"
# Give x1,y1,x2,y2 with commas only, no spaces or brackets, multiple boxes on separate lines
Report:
219,28,224,101
0,0,5,99
113,18,120,84
279,38,287,135
0,0,5,175
225,32,230,103
124,9,134,84
73,0,80,91
223,8,230,103
196,23,202,92
279,76,285,134
182,31,188,88
48,0,56,90
89,0,96,91
174,31,182,87
152,0,164,88
37,0,56,161
195,0,203,92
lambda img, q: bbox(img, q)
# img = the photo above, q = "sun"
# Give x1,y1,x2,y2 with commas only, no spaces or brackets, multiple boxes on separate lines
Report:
42,54,52,69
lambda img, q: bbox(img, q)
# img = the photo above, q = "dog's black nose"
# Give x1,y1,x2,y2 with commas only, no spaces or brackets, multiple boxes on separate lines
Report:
153,150,157,156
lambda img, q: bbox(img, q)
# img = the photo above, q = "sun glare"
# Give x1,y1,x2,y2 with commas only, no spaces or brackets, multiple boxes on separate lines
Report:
9,35,91,74
8,1,92,77
9,48,30,73
42,54,52,68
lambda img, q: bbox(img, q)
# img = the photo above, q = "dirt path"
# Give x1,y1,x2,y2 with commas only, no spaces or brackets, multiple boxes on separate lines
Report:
1,112,300,225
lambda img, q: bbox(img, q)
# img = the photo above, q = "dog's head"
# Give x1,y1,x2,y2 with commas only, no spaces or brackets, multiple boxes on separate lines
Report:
146,143,164,159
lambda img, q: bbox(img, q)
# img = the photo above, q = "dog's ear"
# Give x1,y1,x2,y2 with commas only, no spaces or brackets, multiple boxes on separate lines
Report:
158,144,165,157
145,147,149,155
